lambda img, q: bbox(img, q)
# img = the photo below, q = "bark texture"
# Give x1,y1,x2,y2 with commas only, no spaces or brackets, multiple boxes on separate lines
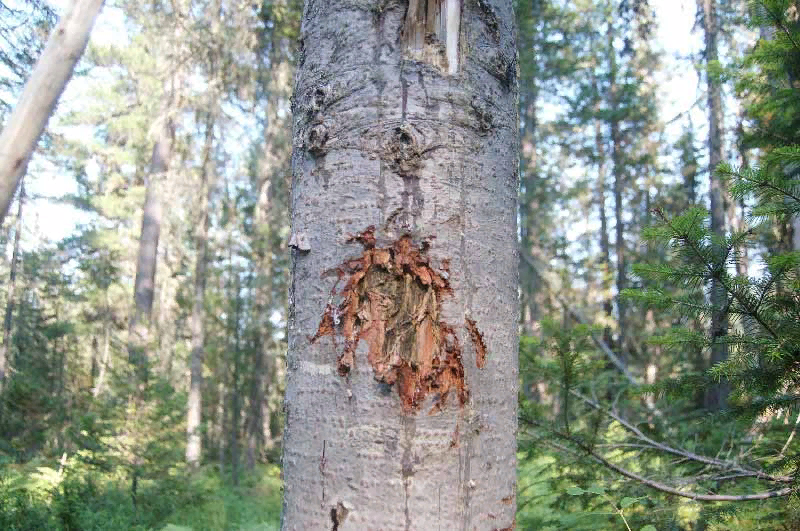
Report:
281,0,519,529
0,0,105,224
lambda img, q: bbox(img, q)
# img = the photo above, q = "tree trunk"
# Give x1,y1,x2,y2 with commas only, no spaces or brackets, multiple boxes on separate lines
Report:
92,296,111,398
0,181,24,391
128,118,173,383
607,19,626,363
700,0,729,410
247,31,295,465
281,1,519,529
186,115,214,467
230,274,242,486
595,96,613,351
0,0,105,224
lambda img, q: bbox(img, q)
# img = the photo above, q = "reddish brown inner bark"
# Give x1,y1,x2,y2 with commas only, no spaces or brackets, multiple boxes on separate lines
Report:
311,227,469,413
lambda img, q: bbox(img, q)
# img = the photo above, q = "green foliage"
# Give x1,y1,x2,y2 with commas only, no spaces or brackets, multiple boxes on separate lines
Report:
518,1,800,528
0,461,282,530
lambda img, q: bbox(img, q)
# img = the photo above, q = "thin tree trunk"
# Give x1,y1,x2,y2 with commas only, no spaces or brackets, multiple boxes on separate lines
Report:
230,274,242,486
596,117,613,347
217,357,227,477
0,181,24,391
281,0,518,528
0,0,105,224
92,300,111,398
607,19,626,363
128,118,173,383
247,31,293,464
186,115,214,467
701,0,729,410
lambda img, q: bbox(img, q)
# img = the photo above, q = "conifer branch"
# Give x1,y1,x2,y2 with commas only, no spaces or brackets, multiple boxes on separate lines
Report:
523,414,795,502
570,389,793,484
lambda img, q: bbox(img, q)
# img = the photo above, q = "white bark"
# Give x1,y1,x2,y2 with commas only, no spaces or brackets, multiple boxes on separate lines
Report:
281,0,519,529
0,0,105,225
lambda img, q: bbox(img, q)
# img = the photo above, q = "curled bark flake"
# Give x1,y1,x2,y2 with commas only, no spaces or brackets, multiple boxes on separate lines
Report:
311,304,336,343
330,501,350,531
465,317,487,368
310,229,468,413
288,231,311,252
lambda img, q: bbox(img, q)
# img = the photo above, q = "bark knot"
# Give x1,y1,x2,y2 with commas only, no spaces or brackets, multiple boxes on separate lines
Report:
385,125,423,176
307,122,330,156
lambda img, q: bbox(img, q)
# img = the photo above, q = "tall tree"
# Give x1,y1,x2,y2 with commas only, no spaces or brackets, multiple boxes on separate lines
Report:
0,0,105,224
186,115,214,467
0,182,24,391
700,0,729,409
128,116,174,383
280,0,519,528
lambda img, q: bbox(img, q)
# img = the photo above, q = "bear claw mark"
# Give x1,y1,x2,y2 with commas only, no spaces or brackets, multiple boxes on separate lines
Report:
311,226,468,413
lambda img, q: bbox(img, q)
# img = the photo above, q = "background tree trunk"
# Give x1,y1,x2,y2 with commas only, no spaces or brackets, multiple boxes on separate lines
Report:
700,0,729,410
0,0,105,224
280,0,519,528
186,115,214,467
608,18,627,363
128,118,173,383
0,182,24,391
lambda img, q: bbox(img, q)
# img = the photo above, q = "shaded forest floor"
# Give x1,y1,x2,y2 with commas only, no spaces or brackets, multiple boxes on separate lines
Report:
0,461,282,530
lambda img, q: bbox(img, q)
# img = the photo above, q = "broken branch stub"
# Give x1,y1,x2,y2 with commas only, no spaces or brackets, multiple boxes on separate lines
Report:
311,226,473,413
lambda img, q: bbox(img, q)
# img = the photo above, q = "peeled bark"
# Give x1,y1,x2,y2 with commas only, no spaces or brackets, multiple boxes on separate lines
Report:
281,0,519,528
0,0,105,225
700,0,729,410
0,182,24,391
186,116,214,467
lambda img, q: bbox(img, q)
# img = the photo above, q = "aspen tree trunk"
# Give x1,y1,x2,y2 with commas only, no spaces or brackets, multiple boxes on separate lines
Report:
0,182,24,391
281,0,519,529
700,0,729,410
186,116,214,467
0,0,105,224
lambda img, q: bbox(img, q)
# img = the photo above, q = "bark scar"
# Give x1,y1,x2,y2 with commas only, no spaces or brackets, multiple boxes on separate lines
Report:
311,226,470,413
465,317,487,368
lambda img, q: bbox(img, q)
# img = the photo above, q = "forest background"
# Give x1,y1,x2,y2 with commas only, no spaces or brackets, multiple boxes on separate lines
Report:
0,0,798,529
